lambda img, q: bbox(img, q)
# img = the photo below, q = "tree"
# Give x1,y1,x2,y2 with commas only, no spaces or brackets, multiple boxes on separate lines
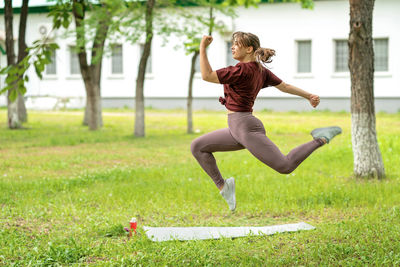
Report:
17,0,29,123
348,0,385,178
49,0,126,130
134,0,155,137
2,0,29,129
71,0,108,130
131,0,195,137
187,49,199,134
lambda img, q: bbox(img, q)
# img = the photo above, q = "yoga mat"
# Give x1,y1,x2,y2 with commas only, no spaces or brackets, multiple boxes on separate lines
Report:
143,222,315,242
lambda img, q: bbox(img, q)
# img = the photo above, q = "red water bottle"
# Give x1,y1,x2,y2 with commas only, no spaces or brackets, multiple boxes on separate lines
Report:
129,217,137,237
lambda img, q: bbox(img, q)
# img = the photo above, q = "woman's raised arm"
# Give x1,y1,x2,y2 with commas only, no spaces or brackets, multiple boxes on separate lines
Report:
200,35,220,84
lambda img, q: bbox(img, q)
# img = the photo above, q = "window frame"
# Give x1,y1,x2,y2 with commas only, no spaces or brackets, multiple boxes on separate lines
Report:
68,45,81,77
43,46,58,79
110,44,124,76
296,40,312,74
334,39,349,74
373,38,389,73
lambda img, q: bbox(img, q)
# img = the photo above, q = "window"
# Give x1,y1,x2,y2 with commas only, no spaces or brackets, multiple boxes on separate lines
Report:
335,40,348,72
374,38,388,71
335,40,349,72
297,40,311,73
111,44,123,74
45,49,57,75
139,44,152,74
226,41,237,66
69,46,80,75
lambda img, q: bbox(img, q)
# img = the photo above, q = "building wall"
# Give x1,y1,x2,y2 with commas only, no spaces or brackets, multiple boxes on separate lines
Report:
0,0,399,112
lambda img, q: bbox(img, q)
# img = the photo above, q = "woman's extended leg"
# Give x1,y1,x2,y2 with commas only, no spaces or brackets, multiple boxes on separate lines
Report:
191,128,244,188
229,114,325,174
243,131,324,174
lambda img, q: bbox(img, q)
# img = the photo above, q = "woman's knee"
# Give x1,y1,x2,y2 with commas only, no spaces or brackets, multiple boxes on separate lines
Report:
190,138,202,156
274,162,293,174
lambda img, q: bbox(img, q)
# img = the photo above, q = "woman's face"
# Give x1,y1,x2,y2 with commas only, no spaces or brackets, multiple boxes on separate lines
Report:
231,40,253,61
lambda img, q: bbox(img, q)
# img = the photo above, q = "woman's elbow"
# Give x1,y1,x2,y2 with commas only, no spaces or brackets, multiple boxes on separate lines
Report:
201,73,211,82
276,82,288,92
203,72,220,83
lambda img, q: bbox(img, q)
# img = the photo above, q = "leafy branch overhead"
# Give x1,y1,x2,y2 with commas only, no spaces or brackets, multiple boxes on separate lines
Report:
0,0,128,103
170,3,236,54
0,0,68,102
0,41,59,102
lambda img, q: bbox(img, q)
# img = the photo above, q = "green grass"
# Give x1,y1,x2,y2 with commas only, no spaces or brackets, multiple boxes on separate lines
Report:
0,109,399,266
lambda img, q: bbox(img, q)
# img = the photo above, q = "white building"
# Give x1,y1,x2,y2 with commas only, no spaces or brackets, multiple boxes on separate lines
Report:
0,0,399,112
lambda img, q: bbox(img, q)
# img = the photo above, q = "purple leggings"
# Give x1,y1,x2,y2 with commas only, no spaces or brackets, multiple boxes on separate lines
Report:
191,112,324,188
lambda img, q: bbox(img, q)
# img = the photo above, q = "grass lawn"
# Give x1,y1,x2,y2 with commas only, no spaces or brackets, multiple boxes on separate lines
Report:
0,109,399,266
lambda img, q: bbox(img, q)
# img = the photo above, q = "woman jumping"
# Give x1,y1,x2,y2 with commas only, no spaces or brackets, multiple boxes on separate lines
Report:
191,32,342,211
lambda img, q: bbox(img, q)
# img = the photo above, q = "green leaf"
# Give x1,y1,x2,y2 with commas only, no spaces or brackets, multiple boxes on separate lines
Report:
18,85,27,96
9,88,18,102
54,20,62,29
24,75,29,82
17,79,24,88
300,0,314,9
34,62,43,79
17,66,26,76
44,50,52,61
49,43,60,50
0,65,12,75
0,85,12,95
62,17,70,28
5,75,18,85
73,2,84,17
42,58,50,65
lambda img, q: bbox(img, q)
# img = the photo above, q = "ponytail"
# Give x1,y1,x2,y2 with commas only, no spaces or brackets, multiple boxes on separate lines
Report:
254,47,276,66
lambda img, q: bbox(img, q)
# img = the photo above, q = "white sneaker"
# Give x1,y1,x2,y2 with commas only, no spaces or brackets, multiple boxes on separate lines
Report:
311,126,342,144
220,177,236,211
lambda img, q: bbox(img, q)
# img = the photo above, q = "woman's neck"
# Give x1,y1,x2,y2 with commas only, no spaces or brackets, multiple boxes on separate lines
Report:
240,54,256,63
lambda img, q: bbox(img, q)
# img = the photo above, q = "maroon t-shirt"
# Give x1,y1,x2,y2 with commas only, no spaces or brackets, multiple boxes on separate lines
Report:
216,61,282,112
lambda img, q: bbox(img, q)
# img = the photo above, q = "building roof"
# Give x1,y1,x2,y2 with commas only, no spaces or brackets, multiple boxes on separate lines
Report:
0,0,52,14
0,0,52,8
1,0,316,14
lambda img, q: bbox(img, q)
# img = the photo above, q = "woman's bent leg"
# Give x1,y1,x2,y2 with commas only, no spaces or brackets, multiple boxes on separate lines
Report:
191,128,244,188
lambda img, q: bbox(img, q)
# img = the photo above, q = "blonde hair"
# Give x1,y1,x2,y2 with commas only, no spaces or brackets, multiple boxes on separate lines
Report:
232,31,276,67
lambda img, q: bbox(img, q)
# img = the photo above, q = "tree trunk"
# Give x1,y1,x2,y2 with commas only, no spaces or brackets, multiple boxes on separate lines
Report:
17,94,27,122
85,82,102,130
134,0,155,137
187,51,199,134
4,0,21,129
7,91,20,129
82,14,108,128
17,0,29,123
83,101,89,125
73,0,108,130
83,86,102,127
349,0,385,178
